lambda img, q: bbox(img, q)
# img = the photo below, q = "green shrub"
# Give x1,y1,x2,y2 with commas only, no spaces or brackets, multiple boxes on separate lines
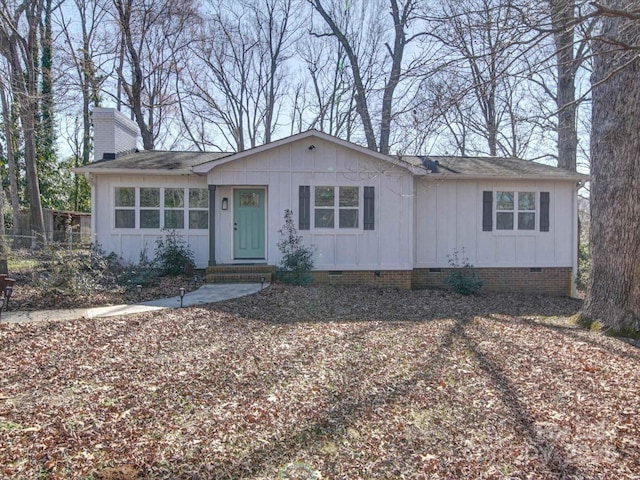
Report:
276,209,314,285
445,249,484,295
154,229,195,276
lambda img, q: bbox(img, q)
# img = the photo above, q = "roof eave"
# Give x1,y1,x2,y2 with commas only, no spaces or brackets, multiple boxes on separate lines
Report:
420,173,589,182
73,167,196,176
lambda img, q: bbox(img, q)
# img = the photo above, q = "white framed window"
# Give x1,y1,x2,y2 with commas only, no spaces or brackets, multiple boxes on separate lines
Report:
496,191,536,231
113,187,208,230
314,186,360,229
114,187,135,228
188,188,209,229
140,187,160,229
164,188,185,229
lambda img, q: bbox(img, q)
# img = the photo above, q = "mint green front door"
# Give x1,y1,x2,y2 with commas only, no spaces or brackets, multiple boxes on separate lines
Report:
233,189,265,259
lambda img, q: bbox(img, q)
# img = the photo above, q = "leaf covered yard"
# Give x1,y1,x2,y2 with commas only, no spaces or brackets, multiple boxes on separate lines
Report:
1,285,639,479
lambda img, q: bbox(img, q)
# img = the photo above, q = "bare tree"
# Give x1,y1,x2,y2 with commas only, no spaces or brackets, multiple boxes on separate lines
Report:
0,157,5,272
56,0,111,166
0,0,46,244
410,76,478,156
185,4,260,151
0,73,21,227
112,0,195,150
581,1,640,331
423,0,538,157
549,0,580,170
295,33,357,138
307,0,422,154
180,0,297,152
251,0,298,143
515,0,593,170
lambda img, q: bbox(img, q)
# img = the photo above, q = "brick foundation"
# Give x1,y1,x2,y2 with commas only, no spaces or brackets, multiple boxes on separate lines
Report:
311,270,413,289
271,267,573,296
412,267,573,296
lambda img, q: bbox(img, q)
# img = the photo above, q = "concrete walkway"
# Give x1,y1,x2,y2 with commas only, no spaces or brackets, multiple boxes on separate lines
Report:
1,283,268,324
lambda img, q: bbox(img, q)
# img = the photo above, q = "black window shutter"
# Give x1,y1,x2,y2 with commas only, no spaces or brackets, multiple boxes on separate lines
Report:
540,192,550,232
364,186,375,230
482,191,493,231
299,186,310,230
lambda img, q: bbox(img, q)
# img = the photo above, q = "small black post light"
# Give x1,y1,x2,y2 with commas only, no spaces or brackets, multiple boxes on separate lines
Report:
0,295,4,320
260,275,265,290
136,284,142,300
4,286,13,310
179,287,186,308
193,274,200,290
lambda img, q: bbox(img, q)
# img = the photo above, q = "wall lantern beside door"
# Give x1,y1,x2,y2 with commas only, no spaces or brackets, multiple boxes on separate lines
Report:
221,197,229,210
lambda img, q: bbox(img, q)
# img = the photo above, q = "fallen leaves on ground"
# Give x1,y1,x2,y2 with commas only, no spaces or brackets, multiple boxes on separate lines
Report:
9,275,198,311
1,284,638,479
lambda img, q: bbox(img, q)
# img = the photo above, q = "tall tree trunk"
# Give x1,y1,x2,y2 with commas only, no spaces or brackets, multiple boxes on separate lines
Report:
6,44,46,244
582,3,640,331
379,0,407,155
550,0,577,171
20,96,47,245
0,173,6,274
38,0,57,208
117,30,125,111
0,83,21,233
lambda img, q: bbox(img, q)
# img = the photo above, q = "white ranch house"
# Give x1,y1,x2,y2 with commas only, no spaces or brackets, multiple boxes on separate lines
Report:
76,108,587,296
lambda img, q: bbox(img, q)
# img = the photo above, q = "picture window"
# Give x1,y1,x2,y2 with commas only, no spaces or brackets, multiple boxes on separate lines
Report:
114,187,208,230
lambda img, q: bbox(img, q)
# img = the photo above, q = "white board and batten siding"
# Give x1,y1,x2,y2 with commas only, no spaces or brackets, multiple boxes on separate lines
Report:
92,174,210,267
208,137,415,270
414,178,576,268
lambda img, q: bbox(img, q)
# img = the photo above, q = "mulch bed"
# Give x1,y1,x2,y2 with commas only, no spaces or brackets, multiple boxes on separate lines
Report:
1,284,639,479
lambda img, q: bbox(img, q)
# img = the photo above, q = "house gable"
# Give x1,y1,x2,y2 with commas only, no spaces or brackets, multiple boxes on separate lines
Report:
205,134,414,187
192,130,419,176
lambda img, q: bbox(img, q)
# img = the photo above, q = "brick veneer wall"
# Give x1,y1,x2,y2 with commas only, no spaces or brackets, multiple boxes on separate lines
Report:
412,267,573,296
311,270,413,289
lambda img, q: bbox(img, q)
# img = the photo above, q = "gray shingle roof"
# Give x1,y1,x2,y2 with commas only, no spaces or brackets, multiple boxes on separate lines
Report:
77,146,587,181
80,150,231,171
404,155,587,179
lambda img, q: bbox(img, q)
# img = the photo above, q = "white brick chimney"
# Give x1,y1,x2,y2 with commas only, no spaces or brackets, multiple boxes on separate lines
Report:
92,108,139,162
